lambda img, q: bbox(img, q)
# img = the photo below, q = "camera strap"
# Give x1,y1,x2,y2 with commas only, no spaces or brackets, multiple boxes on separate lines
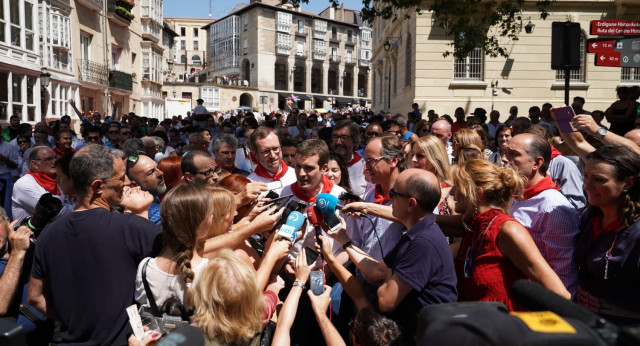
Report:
141,258,161,317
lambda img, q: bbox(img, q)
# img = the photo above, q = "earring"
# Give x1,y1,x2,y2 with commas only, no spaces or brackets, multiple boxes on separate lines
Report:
474,206,479,215
624,190,629,195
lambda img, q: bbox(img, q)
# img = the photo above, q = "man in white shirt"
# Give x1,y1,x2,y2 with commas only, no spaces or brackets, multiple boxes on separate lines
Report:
431,120,454,163
247,127,296,195
330,120,368,198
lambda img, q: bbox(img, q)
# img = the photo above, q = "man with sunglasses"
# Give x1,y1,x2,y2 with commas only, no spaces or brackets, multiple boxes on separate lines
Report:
125,150,166,225
332,169,457,344
12,146,72,223
331,120,368,198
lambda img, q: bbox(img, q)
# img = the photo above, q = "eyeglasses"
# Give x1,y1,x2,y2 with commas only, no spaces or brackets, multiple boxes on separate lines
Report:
259,146,281,157
365,132,381,137
363,156,385,167
331,135,352,142
36,156,57,163
389,188,412,199
121,131,132,136
193,167,221,178
384,130,401,136
17,140,29,144
109,130,119,134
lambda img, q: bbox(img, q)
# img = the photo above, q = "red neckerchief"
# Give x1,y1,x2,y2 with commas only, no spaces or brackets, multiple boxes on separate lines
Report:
346,152,362,167
372,185,390,204
441,181,450,189
291,175,334,203
27,170,60,195
254,160,289,181
550,146,562,159
591,213,624,240
54,147,76,157
522,175,561,200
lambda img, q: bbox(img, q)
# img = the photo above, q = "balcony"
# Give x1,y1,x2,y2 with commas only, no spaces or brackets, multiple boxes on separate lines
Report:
276,45,291,56
359,59,370,67
109,70,133,91
295,28,308,37
77,0,103,11
346,36,357,45
330,56,341,63
329,34,340,43
312,52,325,61
312,31,326,39
107,0,134,27
295,51,307,59
345,58,356,65
77,59,109,86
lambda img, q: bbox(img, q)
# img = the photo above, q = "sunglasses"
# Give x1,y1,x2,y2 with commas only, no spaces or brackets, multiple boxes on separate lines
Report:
125,151,146,176
388,188,412,199
17,140,29,144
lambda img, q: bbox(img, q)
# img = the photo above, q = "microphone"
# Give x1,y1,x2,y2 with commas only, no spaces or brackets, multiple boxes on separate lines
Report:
316,193,362,215
276,211,305,242
511,280,620,344
307,206,325,257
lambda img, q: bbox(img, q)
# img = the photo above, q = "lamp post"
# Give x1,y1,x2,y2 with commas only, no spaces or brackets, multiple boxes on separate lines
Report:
40,68,51,88
40,68,51,121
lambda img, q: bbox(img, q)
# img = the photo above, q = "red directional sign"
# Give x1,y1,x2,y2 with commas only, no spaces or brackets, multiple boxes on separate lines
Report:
590,20,640,36
595,52,621,66
587,39,616,53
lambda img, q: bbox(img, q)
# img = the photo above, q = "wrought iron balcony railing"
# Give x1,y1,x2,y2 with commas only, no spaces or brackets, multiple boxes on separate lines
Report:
77,59,109,86
109,70,133,91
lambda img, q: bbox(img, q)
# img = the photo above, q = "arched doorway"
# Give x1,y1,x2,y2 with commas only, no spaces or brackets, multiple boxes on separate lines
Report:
242,59,251,86
239,93,253,108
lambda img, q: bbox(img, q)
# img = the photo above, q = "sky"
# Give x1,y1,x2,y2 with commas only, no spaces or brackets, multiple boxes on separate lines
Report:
163,0,365,19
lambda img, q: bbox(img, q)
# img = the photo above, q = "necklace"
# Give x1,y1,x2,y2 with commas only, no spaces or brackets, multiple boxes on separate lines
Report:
463,214,499,279
603,231,621,280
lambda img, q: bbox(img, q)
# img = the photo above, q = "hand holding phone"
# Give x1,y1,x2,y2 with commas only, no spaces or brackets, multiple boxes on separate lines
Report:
310,270,325,296
553,106,578,133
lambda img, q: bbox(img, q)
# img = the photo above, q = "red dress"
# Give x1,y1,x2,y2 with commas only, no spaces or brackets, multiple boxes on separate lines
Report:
456,208,528,311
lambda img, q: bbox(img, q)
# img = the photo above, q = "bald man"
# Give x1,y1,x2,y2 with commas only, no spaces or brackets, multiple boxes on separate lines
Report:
331,168,457,343
430,119,454,163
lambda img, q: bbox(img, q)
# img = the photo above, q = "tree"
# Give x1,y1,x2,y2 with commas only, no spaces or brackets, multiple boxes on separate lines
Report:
286,0,551,59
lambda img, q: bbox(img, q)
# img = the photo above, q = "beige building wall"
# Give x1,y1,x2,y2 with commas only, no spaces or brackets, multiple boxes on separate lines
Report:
164,17,211,82
372,0,640,121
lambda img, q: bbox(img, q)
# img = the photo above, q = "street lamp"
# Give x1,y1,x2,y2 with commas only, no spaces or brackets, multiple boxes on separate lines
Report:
383,37,401,52
167,59,174,72
40,68,51,88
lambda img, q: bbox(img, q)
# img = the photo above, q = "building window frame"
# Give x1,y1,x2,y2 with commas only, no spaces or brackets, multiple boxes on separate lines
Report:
453,46,484,81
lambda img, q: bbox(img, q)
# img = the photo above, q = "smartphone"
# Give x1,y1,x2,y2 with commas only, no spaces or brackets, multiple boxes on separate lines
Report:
323,212,341,232
264,194,293,208
266,181,283,191
310,271,325,296
554,106,578,133
265,190,279,200
305,247,319,266
339,191,362,203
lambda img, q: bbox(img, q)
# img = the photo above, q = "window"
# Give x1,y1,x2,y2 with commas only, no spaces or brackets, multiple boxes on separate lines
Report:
243,16,248,31
180,27,185,36
192,55,201,65
346,50,352,63
347,30,352,42
276,12,292,32
313,40,326,59
453,46,483,81
296,41,304,56
193,40,198,50
331,47,337,60
361,30,371,42
180,54,185,63
276,33,291,54
297,19,304,33
111,45,121,69
555,32,586,82
193,28,198,37
622,67,640,82
24,1,33,50
181,40,185,49
405,35,412,86
80,34,91,60
0,0,4,42
243,39,248,55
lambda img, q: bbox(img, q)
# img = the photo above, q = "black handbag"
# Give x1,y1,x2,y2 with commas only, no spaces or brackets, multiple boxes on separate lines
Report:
140,259,192,333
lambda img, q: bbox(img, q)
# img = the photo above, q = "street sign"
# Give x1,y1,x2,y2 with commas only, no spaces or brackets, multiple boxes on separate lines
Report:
620,52,640,68
587,39,615,53
614,38,640,52
590,20,640,36
595,52,621,67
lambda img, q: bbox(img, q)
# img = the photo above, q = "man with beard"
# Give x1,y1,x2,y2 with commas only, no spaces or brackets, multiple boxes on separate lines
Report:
53,130,76,158
125,152,166,225
331,120,368,197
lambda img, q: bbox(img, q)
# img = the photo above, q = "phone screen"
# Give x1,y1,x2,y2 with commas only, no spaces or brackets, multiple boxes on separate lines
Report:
304,247,319,266
310,271,324,296
323,212,341,231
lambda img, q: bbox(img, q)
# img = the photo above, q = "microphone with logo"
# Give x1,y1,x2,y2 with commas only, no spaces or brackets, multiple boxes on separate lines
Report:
276,210,305,243
316,193,363,216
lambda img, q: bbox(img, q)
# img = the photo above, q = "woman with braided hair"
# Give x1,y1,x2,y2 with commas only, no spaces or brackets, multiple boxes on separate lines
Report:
134,184,236,314
576,145,640,325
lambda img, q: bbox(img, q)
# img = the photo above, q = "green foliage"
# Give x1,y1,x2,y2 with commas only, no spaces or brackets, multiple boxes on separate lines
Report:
285,0,551,59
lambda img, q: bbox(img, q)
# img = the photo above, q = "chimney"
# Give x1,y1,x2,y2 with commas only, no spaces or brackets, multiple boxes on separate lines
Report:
340,3,345,21
329,6,335,20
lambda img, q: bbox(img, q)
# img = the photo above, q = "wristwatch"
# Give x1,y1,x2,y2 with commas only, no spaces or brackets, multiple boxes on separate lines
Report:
342,240,354,250
594,126,607,141
292,281,306,289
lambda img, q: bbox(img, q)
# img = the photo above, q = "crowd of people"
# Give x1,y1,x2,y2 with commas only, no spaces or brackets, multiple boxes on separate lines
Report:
0,85,639,346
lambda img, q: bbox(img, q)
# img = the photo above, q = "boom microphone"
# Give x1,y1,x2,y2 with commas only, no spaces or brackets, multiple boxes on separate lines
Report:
316,193,362,215
276,211,305,242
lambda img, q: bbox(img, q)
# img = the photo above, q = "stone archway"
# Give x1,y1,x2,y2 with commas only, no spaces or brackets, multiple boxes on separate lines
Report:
239,93,253,108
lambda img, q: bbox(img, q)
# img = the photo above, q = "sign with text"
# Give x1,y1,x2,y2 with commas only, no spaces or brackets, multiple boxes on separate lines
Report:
595,52,621,66
614,38,640,52
590,20,640,36
587,39,615,53
620,52,640,68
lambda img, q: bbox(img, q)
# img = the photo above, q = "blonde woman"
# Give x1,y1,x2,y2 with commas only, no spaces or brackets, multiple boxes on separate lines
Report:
192,249,277,345
134,185,235,314
409,135,455,215
452,128,486,163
